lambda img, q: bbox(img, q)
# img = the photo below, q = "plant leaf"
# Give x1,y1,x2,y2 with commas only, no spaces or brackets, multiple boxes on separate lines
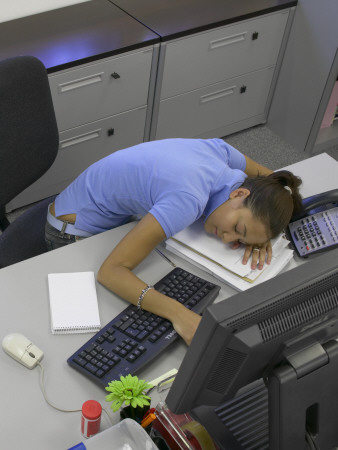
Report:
111,399,123,412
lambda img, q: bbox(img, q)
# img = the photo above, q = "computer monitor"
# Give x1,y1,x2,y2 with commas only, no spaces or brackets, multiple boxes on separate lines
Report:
166,248,338,450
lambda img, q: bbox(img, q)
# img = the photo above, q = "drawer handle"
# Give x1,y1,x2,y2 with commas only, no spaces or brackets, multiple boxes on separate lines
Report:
58,73,104,93
200,86,235,104
111,72,121,79
209,32,247,50
60,129,101,149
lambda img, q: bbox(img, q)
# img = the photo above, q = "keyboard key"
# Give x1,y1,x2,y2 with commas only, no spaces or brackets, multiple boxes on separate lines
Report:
74,357,86,367
85,363,98,374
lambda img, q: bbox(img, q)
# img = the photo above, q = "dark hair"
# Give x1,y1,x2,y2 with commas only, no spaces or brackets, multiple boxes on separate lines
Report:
242,170,303,239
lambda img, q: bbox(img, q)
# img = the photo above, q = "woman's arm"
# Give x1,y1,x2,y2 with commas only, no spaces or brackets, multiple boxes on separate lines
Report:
244,155,273,177
97,213,201,345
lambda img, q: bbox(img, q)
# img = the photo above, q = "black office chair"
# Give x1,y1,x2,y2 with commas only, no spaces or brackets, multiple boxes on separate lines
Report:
0,56,59,268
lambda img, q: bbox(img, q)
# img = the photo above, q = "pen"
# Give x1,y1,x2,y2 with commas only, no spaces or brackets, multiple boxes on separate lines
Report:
155,248,176,268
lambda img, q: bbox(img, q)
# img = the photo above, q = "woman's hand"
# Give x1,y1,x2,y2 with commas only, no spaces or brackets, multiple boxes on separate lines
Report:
231,240,272,270
244,241,272,270
171,307,202,346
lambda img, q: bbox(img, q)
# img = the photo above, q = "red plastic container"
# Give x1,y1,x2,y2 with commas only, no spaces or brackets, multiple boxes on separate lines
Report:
81,400,102,438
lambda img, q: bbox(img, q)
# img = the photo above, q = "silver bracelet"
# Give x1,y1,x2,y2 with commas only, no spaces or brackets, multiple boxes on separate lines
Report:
137,285,154,310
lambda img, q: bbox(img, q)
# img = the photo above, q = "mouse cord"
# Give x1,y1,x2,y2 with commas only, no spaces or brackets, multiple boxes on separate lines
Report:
36,361,81,413
35,361,113,424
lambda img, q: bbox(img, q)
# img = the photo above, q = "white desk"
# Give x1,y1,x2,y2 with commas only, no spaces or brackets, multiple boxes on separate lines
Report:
0,1,91,23
1,153,337,449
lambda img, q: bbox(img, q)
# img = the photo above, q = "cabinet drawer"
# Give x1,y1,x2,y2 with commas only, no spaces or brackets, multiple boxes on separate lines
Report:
155,67,274,140
7,107,147,210
160,10,289,99
49,48,153,131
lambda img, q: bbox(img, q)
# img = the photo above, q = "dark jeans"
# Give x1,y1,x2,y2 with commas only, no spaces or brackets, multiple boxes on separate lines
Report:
45,221,85,251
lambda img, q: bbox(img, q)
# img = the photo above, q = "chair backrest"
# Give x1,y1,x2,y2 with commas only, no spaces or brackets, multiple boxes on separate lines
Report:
0,195,56,268
0,56,59,208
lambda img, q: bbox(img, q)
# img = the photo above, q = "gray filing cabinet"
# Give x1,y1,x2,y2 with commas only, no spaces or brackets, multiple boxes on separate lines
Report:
151,9,292,140
7,46,157,210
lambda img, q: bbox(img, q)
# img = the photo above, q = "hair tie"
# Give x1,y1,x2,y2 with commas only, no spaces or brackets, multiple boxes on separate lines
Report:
284,185,292,195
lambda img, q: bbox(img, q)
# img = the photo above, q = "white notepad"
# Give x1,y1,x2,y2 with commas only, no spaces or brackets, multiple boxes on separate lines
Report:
47,272,101,334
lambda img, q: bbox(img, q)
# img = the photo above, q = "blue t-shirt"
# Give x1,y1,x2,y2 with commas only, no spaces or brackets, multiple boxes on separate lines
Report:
55,138,247,238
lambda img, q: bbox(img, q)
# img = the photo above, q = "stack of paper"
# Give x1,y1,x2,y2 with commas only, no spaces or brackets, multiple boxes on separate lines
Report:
165,219,294,291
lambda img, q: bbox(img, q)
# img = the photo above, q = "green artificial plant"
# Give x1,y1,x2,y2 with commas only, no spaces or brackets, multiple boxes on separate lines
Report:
105,374,153,417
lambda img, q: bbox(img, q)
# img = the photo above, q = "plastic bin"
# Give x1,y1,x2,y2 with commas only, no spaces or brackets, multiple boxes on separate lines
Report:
67,418,159,449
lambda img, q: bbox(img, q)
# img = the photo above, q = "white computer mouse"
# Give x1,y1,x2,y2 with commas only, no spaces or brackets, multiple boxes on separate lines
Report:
2,333,44,369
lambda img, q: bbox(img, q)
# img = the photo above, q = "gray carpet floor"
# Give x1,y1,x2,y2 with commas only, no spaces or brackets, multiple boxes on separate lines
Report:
225,124,338,170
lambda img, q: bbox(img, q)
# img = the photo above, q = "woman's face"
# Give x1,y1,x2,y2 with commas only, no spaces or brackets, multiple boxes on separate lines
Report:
204,188,269,246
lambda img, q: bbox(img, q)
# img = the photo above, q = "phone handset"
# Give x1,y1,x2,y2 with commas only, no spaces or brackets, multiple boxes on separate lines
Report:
292,188,338,221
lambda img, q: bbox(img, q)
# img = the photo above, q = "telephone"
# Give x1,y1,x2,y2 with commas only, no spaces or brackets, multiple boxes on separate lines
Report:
286,188,338,257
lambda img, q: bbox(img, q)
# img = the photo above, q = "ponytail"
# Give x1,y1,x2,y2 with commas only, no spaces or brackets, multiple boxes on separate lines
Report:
242,170,303,239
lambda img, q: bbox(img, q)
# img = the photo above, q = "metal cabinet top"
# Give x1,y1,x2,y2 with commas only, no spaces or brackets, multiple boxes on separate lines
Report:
0,0,297,73
111,0,297,41
0,0,159,73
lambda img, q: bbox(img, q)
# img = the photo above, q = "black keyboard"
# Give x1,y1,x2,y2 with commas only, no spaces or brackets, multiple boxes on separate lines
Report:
67,267,220,388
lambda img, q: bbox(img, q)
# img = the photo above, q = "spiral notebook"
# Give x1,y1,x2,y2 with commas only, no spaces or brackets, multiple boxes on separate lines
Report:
47,272,101,334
